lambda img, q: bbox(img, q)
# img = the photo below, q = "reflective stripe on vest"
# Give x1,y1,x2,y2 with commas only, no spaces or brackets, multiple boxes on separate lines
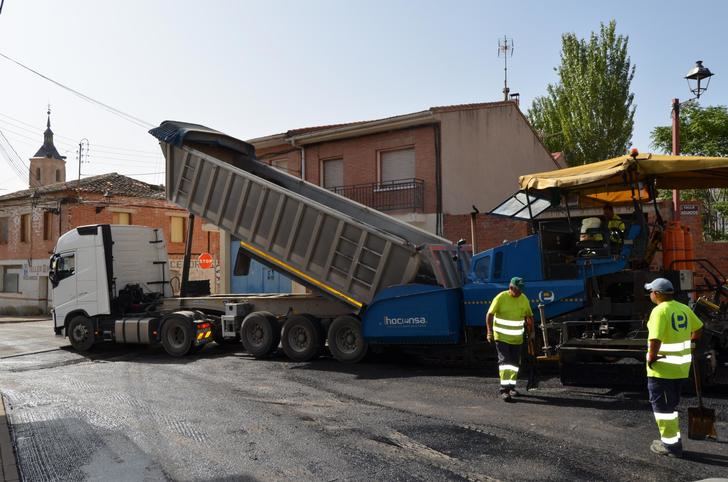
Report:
647,340,692,379
493,316,524,344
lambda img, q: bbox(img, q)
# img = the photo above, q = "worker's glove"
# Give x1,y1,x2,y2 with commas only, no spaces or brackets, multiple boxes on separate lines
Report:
486,333,494,343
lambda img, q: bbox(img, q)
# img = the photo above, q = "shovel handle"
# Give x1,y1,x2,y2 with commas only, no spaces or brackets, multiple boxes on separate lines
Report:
692,350,704,408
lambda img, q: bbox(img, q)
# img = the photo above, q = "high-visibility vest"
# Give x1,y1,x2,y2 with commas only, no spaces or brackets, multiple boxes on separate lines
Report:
493,315,525,345
488,291,532,345
608,215,625,242
646,300,703,379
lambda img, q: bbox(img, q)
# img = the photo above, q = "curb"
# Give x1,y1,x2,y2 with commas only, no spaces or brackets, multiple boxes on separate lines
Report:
0,319,51,325
0,396,20,482
0,348,63,360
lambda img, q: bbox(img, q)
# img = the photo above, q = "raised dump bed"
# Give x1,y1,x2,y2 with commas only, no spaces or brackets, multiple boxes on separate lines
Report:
150,121,460,309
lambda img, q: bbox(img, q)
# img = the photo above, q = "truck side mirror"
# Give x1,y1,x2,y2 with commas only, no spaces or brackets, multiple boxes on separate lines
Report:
48,254,59,288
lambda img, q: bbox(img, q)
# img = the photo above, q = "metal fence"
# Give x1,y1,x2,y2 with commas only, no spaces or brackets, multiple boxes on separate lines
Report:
329,178,424,212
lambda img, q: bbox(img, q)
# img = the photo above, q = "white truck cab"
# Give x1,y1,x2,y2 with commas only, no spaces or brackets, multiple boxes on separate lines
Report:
50,224,211,356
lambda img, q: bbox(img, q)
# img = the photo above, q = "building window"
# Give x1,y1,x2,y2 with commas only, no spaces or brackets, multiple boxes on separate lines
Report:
112,212,131,225
20,214,30,243
170,216,186,243
322,158,343,189
1,265,21,293
271,159,287,172
379,148,415,183
35,168,41,181
0,217,7,244
43,212,52,240
55,169,61,182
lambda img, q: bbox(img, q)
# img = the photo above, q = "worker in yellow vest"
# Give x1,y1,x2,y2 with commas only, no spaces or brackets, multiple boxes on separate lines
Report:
603,204,625,244
486,277,534,402
644,278,703,458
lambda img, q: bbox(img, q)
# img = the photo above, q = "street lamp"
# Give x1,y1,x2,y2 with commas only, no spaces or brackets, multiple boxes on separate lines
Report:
685,60,714,100
671,60,715,220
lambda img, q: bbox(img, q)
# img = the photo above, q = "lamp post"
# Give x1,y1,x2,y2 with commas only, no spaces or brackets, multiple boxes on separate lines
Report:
672,61,715,221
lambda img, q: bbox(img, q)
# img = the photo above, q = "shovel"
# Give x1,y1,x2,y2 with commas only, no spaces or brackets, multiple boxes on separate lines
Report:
526,328,538,390
688,351,717,440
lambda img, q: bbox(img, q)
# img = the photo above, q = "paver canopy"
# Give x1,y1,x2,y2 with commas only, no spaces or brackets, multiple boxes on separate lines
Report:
519,153,728,204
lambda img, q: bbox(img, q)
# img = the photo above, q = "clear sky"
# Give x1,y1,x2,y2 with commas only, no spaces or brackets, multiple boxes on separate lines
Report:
0,0,726,193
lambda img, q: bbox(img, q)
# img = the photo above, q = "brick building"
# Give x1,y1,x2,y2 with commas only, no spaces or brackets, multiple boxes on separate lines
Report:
245,101,560,252
0,115,219,315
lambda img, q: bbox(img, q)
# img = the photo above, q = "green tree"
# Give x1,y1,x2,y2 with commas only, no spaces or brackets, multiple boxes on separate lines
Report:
650,101,728,239
528,21,636,166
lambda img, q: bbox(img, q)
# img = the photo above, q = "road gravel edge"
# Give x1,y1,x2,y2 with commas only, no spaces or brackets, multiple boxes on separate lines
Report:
0,395,19,482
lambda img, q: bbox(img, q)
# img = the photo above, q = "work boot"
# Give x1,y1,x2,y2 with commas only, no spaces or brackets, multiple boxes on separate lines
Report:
500,392,513,402
650,440,683,458
509,388,519,397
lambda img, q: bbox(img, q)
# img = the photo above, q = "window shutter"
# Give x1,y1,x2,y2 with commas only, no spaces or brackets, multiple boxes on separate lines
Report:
380,149,415,182
323,159,343,188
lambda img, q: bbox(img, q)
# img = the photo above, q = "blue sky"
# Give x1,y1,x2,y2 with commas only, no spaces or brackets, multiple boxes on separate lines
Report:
0,0,726,193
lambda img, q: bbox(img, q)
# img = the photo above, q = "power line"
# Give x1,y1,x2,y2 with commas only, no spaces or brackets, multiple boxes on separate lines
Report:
0,51,155,129
0,113,161,155
0,129,39,187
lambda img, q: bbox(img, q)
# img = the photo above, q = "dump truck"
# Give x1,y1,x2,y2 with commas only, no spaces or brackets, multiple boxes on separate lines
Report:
50,120,465,359
480,152,728,385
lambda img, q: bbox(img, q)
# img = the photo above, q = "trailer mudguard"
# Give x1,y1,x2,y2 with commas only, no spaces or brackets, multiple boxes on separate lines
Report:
361,285,462,344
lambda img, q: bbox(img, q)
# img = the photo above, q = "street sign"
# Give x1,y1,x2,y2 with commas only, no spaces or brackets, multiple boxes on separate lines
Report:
198,252,214,269
681,203,699,216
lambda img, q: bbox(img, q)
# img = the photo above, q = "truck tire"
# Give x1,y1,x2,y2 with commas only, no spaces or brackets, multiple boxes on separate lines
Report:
68,315,95,352
161,316,194,357
241,312,280,358
281,315,323,362
328,315,368,364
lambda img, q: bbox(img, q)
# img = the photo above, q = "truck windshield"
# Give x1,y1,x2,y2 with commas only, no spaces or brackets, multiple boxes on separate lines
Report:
490,191,551,220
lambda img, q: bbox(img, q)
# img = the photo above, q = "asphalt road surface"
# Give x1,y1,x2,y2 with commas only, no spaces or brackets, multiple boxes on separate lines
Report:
0,323,726,481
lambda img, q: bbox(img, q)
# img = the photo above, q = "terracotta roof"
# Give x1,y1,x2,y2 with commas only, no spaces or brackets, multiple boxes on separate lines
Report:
286,121,371,136
280,102,516,138
429,101,515,113
0,173,165,202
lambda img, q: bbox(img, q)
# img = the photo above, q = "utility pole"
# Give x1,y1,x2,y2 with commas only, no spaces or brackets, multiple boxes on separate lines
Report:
498,36,514,101
77,138,89,192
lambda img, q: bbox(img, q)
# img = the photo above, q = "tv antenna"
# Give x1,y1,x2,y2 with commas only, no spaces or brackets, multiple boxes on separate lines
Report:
497,36,514,101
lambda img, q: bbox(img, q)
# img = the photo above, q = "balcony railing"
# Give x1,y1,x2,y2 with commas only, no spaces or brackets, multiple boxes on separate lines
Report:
329,178,424,212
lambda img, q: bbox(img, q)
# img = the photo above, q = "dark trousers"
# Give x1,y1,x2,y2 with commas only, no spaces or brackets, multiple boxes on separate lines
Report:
495,341,522,392
647,377,684,450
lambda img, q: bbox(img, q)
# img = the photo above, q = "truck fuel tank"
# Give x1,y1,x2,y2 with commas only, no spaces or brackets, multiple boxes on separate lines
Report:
114,318,156,344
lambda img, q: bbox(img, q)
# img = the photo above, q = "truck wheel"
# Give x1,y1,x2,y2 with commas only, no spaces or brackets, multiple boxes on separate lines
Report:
161,316,194,357
281,315,323,362
328,315,368,364
68,315,95,352
241,312,280,358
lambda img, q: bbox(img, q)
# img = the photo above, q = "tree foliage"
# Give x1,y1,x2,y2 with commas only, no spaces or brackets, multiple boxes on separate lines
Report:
650,101,728,157
528,21,636,166
651,101,728,239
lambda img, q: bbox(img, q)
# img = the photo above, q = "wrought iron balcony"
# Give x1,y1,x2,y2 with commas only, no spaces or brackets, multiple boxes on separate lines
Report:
329,178,424,212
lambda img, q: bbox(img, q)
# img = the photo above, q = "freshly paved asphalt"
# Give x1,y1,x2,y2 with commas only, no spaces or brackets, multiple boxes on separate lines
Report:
0,320,726,481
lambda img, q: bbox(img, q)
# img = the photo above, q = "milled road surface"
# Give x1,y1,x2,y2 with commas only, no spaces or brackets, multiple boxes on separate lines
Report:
0,325,726,481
